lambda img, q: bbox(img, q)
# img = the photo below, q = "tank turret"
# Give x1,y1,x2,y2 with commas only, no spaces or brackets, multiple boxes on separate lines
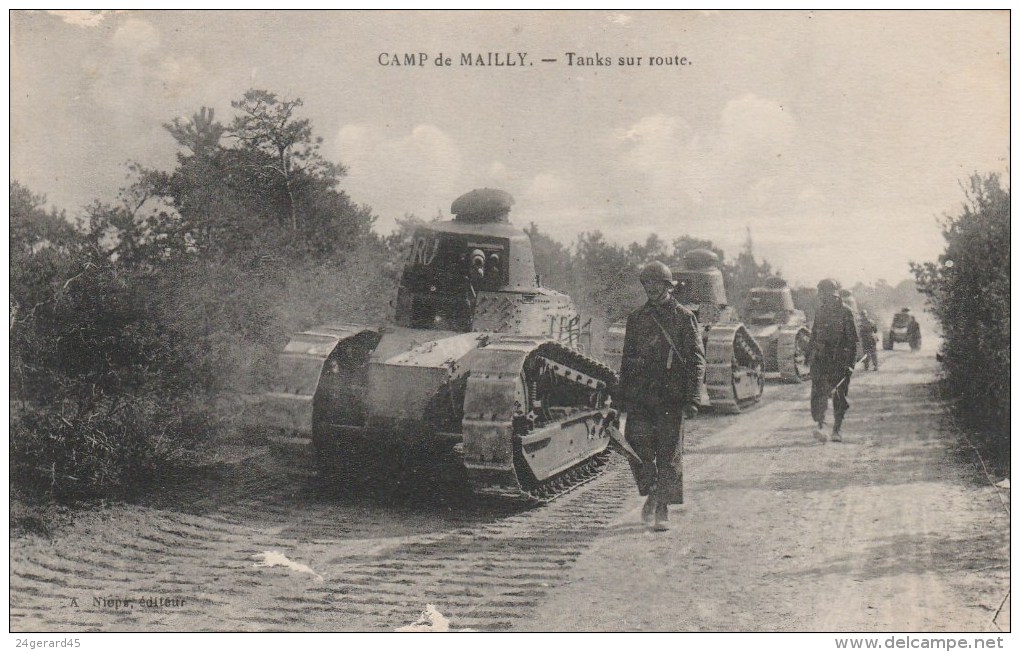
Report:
674,249,729,310
393,189,543,332
746,278,798,322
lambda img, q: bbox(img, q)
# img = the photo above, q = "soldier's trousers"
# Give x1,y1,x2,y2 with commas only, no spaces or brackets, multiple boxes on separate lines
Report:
863,347,878,370
624,407,684,504
810,362,850,427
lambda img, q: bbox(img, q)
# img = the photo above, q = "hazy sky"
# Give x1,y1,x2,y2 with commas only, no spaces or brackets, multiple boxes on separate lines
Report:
10,10,1009,286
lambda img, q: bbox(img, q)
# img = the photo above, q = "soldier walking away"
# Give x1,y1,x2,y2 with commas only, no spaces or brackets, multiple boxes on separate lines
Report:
905,308,922,351
618,261,706,531
859,309,879,371
808,278,859,443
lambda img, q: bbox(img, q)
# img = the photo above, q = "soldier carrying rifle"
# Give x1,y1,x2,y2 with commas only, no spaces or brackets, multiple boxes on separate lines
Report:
618,261,706,531
808,278,859,443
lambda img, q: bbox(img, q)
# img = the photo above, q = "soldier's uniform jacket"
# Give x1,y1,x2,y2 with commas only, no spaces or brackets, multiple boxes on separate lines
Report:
809,297,859,373
858,315,878,350
619,298,706,413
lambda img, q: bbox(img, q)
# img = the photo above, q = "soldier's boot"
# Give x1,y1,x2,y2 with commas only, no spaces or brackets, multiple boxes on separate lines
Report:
641,495,657,525
831,420,843,443
652,502,670,531
813,422,827,443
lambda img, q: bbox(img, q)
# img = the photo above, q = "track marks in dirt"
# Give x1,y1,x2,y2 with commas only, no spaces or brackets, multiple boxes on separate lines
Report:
310,466,634,631
10,453,635,632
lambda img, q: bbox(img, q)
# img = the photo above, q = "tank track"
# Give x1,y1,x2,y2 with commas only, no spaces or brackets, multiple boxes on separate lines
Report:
461,336,618,502
491,450,612,505
776,327,811,383
509,336,619,385
704,324,765,414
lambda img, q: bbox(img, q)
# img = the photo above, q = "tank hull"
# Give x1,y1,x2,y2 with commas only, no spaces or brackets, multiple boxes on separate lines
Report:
884,320,921,351
258,322,616,501
746,324,811,383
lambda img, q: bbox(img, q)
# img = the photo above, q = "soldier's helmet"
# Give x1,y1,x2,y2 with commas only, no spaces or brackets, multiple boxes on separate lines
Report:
816,278,839,296
639,261,677,286
901,307,910,313
861,309,869,318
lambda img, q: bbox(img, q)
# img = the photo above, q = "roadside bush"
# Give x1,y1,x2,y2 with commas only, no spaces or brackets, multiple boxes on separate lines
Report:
10,395,206,502
912,173,1010,462
10,243,213,501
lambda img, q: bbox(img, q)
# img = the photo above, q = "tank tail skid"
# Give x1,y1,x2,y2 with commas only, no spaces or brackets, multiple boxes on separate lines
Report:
704,324,765,414
257,323,379,436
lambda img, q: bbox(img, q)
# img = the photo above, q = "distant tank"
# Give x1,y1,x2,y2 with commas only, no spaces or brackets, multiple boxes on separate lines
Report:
743,277,811,382
883,307,921,351
256,189,618,502
604,250,764,413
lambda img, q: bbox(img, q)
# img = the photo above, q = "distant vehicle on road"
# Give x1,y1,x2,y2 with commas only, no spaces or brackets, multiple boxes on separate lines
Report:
884,308,922,351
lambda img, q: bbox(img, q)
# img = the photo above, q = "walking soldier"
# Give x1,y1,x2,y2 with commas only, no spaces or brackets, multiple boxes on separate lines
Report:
618,261,706,531
808,278,859,442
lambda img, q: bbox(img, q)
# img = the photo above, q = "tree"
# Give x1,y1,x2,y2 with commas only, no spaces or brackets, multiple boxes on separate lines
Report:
165,107,225,159
670,235,726,270
10,182,80,256
572,231,642,322
10,182,93,342
625,233,669,267
10,180,212,501
9,88,390,503
228,89,345,232
724,228,775,310
124,90,379,262
526,222,573,293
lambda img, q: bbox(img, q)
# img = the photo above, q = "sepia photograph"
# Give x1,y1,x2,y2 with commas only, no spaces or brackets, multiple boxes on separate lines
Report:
8,9,1011,644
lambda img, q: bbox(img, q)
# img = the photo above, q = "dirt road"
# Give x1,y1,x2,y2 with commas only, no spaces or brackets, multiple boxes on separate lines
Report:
10,348,1010,632
521,348,1011,632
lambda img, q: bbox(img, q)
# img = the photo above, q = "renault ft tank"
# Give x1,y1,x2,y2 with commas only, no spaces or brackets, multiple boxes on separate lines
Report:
603,250,764,413
257,189,618,502
743,277,811,382
674,250,765,412
883,307,921,351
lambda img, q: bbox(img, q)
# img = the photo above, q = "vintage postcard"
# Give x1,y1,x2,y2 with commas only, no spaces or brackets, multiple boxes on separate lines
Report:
9,9,1011,644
